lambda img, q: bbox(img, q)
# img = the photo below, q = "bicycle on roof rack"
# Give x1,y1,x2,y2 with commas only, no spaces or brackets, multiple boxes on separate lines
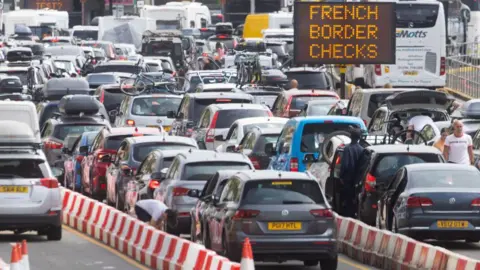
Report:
234,51,262,88
119,59,182,96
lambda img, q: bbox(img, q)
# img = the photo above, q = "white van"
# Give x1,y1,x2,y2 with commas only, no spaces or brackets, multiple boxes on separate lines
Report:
71,25,99,41
363,0,447,89
140,2,211,30
0,101,40,143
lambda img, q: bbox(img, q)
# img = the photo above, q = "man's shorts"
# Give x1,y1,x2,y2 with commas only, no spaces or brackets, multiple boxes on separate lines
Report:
135,205,152,222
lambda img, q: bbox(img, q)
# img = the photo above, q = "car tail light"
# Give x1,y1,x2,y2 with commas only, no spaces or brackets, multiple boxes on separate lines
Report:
249,157,260,169
205,112,219,143
40,178,59,188
200,28,207,31
100,183,106,190
149,179,160,189
99,90,105,103
440,57,446,76
335,156,341,165
407,197,433,208
310,209,334,218
173,187,189,196
290,157,298,172
44,139,63,150
471,198,480,207
283,96,293,117
374,65,382,76
363,119,367,126
365,173,376,192
232,209,260,220
126,119,135,126
97,153,106,160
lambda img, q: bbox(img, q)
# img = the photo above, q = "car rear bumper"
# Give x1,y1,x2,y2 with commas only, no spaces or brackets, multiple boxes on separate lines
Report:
228,237,337,262
0,211,62,230
399,227,480,240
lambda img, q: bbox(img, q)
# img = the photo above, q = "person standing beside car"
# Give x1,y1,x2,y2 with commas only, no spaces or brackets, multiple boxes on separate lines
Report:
443,120,474,165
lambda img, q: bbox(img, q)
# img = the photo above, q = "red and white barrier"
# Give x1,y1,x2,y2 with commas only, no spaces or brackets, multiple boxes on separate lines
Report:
336,215,480,269
61,188,247,270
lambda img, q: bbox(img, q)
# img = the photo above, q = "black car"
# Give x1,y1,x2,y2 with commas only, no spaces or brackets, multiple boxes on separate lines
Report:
41,95,111,166
235,126,282,170
325,144,445,225
168,92,254,137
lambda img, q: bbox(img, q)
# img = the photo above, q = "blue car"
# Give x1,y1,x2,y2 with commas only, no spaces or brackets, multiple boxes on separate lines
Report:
64,131,99,190
268,116,367,172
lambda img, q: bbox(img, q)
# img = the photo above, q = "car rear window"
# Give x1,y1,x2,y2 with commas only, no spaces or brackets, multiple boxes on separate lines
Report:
252,94,278,108
183,162,251,180
284,72,330,89
291,96,337,110
202,88,232,93
301,123,359,153
242,180,324,204
308,103,337,116
216,109,270,129
104,135,131,150
368,93,395,117
94,65,141,74
87,74,119,86
162,157,175,169
373,153,441,177
243,123,284,135
192,98,252,123
410,170,480,188
131,97,181,116
53,124,105,140
133,143,196,161
253,135,280,152
0,159,48,179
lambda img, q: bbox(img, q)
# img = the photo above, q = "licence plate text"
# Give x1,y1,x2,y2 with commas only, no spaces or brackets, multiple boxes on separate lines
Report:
268,222,302,231
403,71,418,76
0,186,28,193
437,220,468,228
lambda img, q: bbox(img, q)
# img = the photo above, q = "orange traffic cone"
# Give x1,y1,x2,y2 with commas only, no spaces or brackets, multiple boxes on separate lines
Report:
10,244,21,270
239,238,255,270
20,240,29,270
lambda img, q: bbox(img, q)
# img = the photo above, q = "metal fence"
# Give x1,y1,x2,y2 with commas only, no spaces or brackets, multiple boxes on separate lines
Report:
446,42,480,98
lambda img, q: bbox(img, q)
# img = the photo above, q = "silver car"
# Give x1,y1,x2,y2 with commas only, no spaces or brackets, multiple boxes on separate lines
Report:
114,94,182,134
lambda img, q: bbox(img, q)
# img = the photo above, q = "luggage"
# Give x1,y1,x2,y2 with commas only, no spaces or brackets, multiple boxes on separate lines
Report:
58,95,100,115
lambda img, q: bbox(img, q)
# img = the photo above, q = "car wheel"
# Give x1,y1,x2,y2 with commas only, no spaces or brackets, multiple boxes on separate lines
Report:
47,225,62,241
319,256,338,270
466,239,479,243
115,193,124,211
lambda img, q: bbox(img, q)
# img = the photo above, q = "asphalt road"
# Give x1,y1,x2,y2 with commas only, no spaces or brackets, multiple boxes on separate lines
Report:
0,226,147,270
255,255,378,270
426,240,480,261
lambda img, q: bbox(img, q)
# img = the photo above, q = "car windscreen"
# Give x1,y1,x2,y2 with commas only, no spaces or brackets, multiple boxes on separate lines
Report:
242,180,324,204
73,30,98,40
216,109,269,129
54,61,75,72
133,143,196,161
301,123,358,153
53,124,105,140
368,93,397,117
0,159,48,179
307,102,337,116
253,134,280,152
94,65,141,74
183,162,251,180
410,169,480,188
373,154,441,178
285,72,330,89
192,98,252,123
291,95,337,111
131,97,182,116
243,122,285,134
208,37,235,49
0,71,28,85
94,51,105,57
396,4,439,28
252,94,278,108
104,135,131,150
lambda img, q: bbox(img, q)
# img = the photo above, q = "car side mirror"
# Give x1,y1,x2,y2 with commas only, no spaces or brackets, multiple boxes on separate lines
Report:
167,110,176,119
214,135,224,141
264,142,276,156
187,189,200,198
160,167,168,180
79,145,89,155
100,154,111,163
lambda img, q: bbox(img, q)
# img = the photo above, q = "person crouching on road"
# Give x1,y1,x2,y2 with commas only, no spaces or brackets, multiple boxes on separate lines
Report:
443,120,474,165
135,199,177,230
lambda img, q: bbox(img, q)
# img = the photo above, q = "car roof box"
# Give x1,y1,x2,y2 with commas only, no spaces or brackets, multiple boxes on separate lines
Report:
58,95,100,115
459,99,480,119
44,78,90,100
0,120,40,146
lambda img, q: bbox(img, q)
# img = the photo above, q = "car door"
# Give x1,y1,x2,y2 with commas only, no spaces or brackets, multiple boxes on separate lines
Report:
193,109,211,149
64,136,81,188
194,173,219,238
106,143,124,204
269,123,295,171
126,155,152,211
324,149,344,211
368,109,387,135
157,158,179,203
378,169,403,230
82,131,103,192
220,123,239,152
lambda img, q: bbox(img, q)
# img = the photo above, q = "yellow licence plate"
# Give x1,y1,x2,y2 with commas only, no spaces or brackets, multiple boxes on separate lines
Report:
147,125,159,129
163,126,171,132
0,186,28,193
437,220,468,228
268,222,302,231
403,71,418,76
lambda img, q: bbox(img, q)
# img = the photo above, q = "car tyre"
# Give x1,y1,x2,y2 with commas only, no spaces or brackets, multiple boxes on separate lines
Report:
466,239,479,243
304,260,318,266
319,256,338,270
47,225,62,241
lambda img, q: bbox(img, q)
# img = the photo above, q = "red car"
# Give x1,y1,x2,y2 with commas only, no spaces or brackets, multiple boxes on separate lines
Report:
80,127,162,200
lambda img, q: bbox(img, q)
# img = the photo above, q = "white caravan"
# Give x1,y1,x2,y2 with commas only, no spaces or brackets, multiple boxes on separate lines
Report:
4,9,69,37
140,2,211,30
98,16,155,51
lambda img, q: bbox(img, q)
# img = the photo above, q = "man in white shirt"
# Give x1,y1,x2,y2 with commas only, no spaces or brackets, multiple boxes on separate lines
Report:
135,199,177,230
443,120,474,165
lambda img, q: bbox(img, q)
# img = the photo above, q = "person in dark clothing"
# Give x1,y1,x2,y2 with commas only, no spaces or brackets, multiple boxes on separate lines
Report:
202,56,218,70
339,126,365,218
